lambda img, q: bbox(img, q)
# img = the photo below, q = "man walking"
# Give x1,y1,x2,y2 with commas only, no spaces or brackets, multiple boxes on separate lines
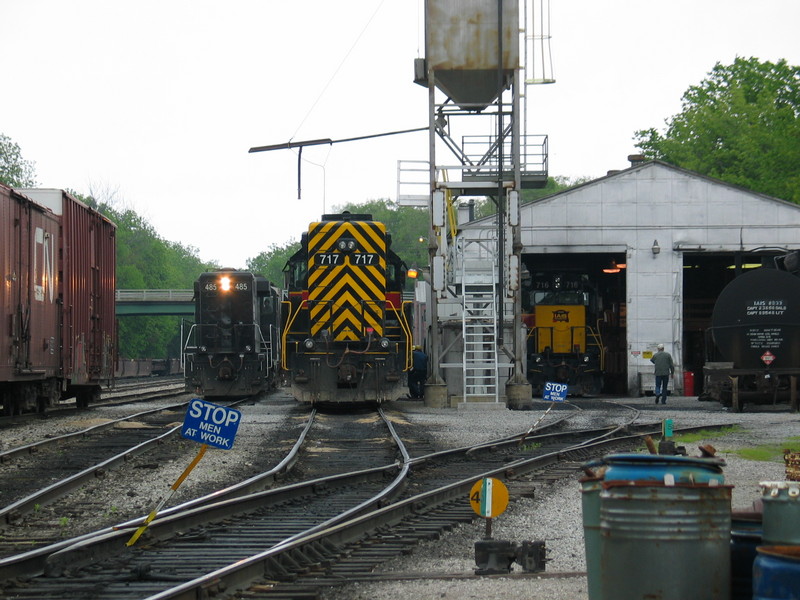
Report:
650,343,674,405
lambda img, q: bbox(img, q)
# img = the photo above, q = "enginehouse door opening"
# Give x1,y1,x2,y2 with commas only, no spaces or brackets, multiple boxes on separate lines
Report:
521,252,627,396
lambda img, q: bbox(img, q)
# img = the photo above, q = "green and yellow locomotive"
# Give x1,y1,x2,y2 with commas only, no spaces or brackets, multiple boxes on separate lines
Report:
282,213,413,404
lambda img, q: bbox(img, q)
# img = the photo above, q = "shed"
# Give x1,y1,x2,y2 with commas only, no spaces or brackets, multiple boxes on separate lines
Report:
460,159,800,396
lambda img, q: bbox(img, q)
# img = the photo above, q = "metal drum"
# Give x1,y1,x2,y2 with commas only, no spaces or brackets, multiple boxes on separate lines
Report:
731,515,763,600
753,546,800,600
600,482,732,600
580,476,603,600
602,453,725,485
760,481,800,544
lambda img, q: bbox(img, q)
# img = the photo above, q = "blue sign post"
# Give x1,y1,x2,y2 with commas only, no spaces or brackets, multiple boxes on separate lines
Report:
182,398,242,449
127,399,243,547
543,382,568,403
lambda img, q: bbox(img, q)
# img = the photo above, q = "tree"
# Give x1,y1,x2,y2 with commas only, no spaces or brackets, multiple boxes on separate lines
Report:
73,189,216,359
0,133,37,187
246,199,430,287
634,57,800,203
473,176,590,218
247,241,301,287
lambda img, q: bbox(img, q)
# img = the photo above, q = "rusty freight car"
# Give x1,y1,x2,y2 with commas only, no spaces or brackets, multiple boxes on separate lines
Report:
1,185,117,413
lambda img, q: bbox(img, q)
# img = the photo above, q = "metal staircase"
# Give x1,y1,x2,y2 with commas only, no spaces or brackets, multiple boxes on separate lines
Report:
460,241,501,402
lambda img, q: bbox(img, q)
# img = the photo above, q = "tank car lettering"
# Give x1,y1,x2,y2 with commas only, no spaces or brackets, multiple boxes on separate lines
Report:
745,328,784,349
746,300,787,316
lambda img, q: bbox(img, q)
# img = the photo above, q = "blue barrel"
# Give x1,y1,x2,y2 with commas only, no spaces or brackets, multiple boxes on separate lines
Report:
731,515,763,600
753,546,800,600
602,453,725,485
580,476,603,600
600,482,732,600
760,482,800,545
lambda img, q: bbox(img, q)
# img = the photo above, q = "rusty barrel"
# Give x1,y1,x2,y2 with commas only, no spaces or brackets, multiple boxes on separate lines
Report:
580,475,603,600
602,453,725,485
599,482,732,600
752,545,800,599
760,481,800,545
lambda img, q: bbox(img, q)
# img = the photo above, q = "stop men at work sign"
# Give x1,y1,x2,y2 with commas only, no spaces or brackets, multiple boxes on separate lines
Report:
543,381,567,402
182,398,242,450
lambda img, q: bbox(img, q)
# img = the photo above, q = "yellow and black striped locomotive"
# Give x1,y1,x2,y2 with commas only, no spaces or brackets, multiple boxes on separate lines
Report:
282,213,413,404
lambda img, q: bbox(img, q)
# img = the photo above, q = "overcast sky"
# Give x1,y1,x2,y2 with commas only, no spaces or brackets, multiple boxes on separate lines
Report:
3,1,799,268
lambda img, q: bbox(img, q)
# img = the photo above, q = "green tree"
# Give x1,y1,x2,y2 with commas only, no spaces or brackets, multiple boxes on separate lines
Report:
0,133,37,187
73,189,215,359
635,57,800,202
332,199,429,270
247,241,301,287
470,176,588,219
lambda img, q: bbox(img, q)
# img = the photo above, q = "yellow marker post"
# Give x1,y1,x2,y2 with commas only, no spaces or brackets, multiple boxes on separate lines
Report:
126,444,208,547
469,477,509,539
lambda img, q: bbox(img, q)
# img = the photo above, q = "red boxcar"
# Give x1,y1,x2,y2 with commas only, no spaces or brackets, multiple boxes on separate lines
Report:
1,185,116,413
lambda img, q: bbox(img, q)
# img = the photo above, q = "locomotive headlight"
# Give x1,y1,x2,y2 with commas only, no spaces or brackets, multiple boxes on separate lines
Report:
219,275,232,291
303,338,315,350
583,355,590,363
245,345,252,352
336,238,357,252
379,337,390,349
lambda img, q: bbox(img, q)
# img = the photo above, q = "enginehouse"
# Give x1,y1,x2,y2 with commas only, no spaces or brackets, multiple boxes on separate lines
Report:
412,158,800,404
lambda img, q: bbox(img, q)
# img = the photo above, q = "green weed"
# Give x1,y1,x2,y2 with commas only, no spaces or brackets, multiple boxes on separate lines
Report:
520,442,542,452
732,436,800,462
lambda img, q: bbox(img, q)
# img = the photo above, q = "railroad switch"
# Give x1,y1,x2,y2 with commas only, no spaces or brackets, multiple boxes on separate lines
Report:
474,539,547,575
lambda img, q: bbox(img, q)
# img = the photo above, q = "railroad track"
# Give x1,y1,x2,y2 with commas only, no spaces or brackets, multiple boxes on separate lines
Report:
0,396,257,558
0,407,408,598
0,399,732,600
0,378,186,429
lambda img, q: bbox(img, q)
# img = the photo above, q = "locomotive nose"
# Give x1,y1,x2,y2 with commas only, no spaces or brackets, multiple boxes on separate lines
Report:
218,360,235,381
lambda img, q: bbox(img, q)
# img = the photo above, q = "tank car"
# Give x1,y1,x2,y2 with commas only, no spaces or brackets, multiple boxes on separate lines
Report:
281,212,413,404
183,270,281,399
704,262,800,412
1,185,117,414
524,272,604,396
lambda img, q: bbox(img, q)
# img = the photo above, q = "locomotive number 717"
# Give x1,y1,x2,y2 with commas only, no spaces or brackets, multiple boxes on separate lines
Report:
316,253,377,266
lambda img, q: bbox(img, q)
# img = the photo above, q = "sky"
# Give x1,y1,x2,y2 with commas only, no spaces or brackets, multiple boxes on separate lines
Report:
3,1,800,269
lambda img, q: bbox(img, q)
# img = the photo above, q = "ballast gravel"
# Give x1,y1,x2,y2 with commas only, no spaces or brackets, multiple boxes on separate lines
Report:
3,393,798,600
321,395,799,600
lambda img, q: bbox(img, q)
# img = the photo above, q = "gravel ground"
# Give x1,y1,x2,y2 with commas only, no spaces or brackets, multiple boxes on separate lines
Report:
3,392,798,600
322,394,800,600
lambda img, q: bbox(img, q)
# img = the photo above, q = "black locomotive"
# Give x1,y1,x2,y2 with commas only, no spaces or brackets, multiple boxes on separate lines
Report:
183,270,282,399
